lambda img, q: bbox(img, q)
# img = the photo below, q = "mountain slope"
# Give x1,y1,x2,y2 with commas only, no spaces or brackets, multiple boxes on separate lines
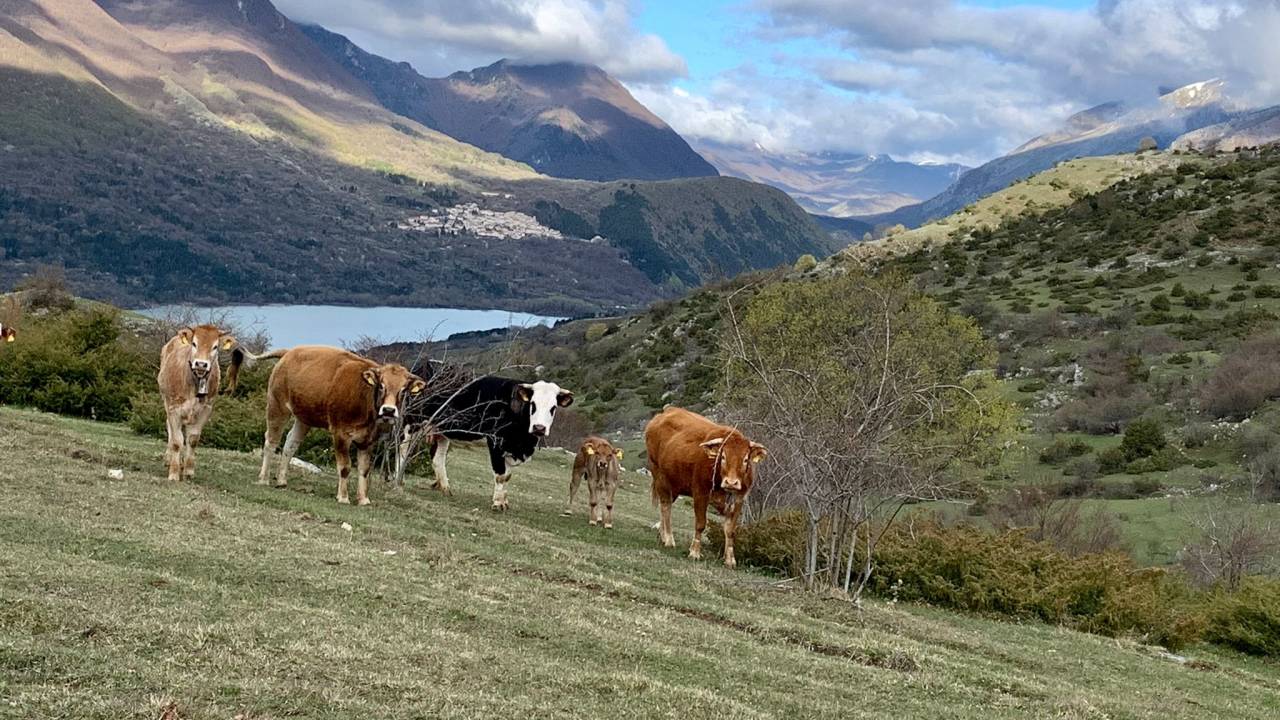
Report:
695,140,967,216
302,25,718,183
870,81,1255,229
0,0,833,312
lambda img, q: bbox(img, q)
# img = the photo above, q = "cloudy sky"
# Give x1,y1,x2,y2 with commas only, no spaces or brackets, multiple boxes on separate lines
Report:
274,0,1280,166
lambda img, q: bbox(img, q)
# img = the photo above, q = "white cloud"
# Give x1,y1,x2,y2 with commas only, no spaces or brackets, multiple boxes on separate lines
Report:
627,0,1280,164
273,0,687,82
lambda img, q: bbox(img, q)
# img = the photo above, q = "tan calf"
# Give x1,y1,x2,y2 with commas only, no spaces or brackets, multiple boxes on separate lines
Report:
157,324,244,481
564,436,623,528
258,346,425,505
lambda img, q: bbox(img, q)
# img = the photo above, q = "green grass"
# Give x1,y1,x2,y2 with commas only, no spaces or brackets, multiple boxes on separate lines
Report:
2,406,1279,718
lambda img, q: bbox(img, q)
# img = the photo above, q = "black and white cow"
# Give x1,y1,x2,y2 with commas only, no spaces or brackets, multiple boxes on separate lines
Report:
401,365,574,511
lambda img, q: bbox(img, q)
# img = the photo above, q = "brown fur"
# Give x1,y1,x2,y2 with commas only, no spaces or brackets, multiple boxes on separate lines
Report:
644,406,766,568
157,324,240,481
564,436,623,528
0,323,14,344
257,346,425,505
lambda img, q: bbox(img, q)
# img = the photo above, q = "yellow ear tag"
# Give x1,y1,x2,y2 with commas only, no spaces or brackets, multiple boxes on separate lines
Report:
615,449,624,459
585,446,596,456
222,338,234,350
751,455,764,464
179,335,190,346
364,373,377,387
4,334,13,343
410,383,424,395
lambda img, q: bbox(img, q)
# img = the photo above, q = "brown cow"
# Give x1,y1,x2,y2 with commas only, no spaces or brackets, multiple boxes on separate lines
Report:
0,322,14,344
157,324,245,481
564,436,623,528
645,406,766,568
257,346,425,505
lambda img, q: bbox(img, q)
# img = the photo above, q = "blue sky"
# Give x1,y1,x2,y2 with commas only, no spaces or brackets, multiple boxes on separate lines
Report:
278,0,1280,166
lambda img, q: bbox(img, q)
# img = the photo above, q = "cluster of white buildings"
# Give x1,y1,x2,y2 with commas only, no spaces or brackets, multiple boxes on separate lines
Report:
397,204,565,241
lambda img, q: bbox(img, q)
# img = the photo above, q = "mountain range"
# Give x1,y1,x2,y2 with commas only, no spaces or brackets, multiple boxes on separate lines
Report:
867,79,1280,229
694,140,968,217
0,0,829,313
301,25,717,184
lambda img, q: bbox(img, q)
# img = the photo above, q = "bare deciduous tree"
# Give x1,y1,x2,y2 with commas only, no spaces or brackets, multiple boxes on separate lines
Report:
1180,501,1280,590
717,270,1010,599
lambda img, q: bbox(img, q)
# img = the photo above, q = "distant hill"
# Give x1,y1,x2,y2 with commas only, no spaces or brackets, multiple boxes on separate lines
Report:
868,80,1277,229
695,140,966,217
302,25,718,183
0,0,830,313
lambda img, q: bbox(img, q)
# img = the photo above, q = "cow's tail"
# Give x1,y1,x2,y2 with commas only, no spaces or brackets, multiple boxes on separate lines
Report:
224,347,288,394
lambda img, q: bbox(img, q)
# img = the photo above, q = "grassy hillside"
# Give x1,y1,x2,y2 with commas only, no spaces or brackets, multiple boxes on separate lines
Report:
419,145,1280,568
841,153,1180,263
2,405,1278,718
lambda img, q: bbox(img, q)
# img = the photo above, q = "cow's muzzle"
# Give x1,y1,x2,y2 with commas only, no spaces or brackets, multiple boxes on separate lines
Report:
190,360,212,377
378,405,399,422
531,424,547,437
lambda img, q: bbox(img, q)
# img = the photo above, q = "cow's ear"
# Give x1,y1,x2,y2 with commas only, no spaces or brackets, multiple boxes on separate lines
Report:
556,389,575,407
178,327,193,345
220,335,236,351
511,384,532,413
362,369,378,387
585,445,596,456
749,442,768,464
409,379,426,395
700,437,726,459
614,448,624,460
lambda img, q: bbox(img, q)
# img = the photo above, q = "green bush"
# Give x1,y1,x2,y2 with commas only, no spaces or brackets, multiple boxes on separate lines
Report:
1097,446,1129,475
1121,418,1167,460
863,519,1204,650
1039,437,1091,465
0,307,152,421
1205,578,1280,656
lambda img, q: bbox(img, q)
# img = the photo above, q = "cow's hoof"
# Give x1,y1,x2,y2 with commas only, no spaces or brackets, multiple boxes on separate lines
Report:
589,519,598,526
724,560,737,569
357,498,371,507
337,496,351,505
491,502,508,512
273,481,288,489
254,478,270,486
604,523,613,530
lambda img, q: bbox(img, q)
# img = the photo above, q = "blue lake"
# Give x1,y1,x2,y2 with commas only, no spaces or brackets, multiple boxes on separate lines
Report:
138,305,563,348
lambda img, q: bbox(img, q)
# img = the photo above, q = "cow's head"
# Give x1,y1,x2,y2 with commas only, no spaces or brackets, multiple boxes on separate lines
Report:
582,437,623,472
362,363,427,423
176,325,236,396
0,322,14,344
512,381,573,437
700,432,767,497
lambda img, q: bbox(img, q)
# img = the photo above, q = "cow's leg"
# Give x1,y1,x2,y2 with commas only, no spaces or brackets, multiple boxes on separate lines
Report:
275,418,309,488
258,400,288,486
604,481,617,530
564,466,583,516
183,402,213,480
163,408,185,482
334,436,352,505
489,443,511,511
689,493,709,560
430,437,452,495
588,479,600,526
393,426,417,489
355,443,373,506
658,497,675,548
722,512,738,568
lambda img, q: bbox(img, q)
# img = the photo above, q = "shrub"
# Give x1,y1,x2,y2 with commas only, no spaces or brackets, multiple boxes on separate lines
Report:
1149,294,1171,311
1065,455,1101,480
1039,437,1091,465
0,307,151,421
1120,418,1167,460
793,254,818,272
1097,447,1129,474
1204,578,1280,656
1200,335,1280,419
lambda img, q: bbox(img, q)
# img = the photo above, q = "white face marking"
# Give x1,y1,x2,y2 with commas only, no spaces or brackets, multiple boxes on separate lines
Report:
525,381,564,436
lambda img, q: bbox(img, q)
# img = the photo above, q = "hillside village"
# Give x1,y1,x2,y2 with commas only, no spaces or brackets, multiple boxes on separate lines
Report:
397,203,579,241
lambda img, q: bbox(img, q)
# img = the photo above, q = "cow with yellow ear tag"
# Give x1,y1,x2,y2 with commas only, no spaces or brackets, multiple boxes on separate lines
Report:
565,436,625,528
157,324,245,481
